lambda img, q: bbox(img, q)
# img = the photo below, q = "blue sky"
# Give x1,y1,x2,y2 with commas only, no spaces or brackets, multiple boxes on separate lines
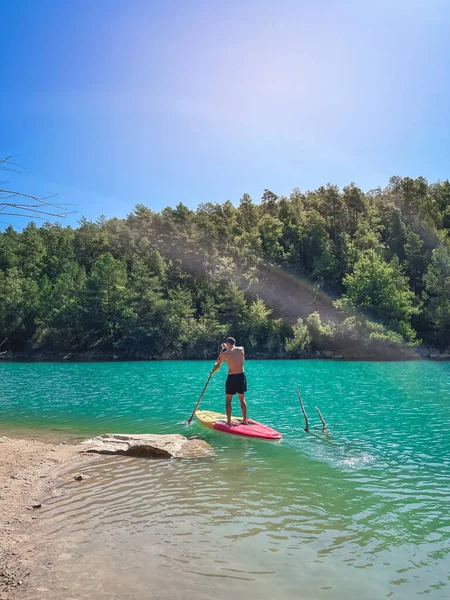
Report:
1,0,450,227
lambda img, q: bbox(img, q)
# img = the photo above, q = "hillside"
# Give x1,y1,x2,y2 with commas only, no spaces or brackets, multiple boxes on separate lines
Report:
1,176,450,360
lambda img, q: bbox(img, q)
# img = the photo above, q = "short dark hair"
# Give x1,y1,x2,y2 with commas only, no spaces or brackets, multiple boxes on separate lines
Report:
226,337,236,345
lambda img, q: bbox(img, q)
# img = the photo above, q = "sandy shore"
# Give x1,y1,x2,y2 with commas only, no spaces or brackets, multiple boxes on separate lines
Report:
0,436,97,600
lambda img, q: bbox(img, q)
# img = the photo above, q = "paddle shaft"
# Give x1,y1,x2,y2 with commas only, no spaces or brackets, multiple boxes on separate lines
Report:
187,349,223,424
187,374,213,424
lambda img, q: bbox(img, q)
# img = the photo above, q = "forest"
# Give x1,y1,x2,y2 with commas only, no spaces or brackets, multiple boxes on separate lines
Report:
1,175,450,360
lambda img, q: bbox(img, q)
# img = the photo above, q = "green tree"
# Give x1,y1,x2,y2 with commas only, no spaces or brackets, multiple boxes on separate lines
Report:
242,298,287,355
34,263,86,350
298,212,338,284
74,217,109,273
40,222,76,281
305,312,333,349
260,189,278,216
82,253,129,348
181,317,227,359
216,282,248,339
341,249,418,341
237,193,259,233
118,259,172,357
0,268,40,343
317,184,344,244
343,183,366,235
285,318,312,356
18,222,46,278
403,227,429,294
259,214,284,261
423,245,450,346
0,225,20,271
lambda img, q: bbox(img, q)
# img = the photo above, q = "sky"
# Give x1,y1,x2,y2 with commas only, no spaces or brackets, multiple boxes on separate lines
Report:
1,0,450,228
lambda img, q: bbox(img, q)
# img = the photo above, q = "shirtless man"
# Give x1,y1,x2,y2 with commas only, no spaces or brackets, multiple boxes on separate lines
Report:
211,337,248,426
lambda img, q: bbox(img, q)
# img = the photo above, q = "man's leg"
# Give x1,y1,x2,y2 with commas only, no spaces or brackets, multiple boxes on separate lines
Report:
226,394,233,425
238,394,248,424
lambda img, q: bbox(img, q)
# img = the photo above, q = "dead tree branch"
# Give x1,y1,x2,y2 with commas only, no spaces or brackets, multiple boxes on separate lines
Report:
314,406,328,433
0,156,23,173
296,387,309,432
297,386,339,436
313,406,339,434
0,156,76,221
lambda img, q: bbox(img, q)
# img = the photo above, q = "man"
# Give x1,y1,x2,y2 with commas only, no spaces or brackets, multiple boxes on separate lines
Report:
211,337,248,426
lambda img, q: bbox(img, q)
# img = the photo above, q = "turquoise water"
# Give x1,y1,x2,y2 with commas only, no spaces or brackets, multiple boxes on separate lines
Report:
1,361,450,599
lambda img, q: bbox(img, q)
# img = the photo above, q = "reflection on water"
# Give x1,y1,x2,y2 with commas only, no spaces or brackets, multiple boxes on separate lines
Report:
2,360,450,599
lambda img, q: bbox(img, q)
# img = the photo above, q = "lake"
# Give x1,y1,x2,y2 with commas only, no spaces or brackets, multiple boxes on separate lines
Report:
1,360,450,599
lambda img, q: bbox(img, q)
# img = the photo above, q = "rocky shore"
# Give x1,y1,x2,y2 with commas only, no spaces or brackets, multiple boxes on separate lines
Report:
0,438,95,600
2,345,450,362
0,433,214,600
2,343,450,362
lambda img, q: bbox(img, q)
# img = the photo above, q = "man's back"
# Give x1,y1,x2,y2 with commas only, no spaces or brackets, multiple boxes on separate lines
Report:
224,346,245,374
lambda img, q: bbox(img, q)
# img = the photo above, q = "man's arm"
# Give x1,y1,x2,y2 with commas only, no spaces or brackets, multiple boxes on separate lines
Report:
211,349,226,374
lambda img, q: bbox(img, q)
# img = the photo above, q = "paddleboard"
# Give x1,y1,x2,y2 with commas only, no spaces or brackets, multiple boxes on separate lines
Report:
195,410,282,440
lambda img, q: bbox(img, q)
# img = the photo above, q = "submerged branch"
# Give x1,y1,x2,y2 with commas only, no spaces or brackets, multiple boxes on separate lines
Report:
314,406,328,433
297,387,338,437
313,406,339,434
296,387,309,432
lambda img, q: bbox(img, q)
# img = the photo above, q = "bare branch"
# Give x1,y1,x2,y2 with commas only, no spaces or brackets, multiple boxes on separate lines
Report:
313,407,338,434
0,156,23,174
0,156,77,221
296,386,338,437
0,202,75,216
0,156,77,222
0,189,58,203
296,387,309,432
0,211,76,219
315,406,328,431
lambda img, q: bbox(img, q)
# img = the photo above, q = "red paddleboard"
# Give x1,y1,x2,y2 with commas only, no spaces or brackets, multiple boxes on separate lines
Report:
195,410,282,440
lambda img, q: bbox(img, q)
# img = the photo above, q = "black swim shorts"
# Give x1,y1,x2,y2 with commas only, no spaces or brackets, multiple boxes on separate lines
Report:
226,372,247,395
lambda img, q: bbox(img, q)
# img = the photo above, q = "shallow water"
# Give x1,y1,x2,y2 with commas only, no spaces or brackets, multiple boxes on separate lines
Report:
1,360,450,599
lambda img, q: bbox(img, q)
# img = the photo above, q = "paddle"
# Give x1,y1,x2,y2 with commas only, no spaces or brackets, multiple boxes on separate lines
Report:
186,349,223,424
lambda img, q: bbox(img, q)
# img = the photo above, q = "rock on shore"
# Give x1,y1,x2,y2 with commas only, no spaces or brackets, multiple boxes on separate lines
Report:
80,433,215,459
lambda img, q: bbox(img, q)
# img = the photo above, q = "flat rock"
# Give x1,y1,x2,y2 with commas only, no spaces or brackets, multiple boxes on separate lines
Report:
79,433,215,459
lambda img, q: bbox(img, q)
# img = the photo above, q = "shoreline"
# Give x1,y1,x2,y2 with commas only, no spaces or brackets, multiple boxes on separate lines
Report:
1,357,448,364
0,429,214,599
2,351,447,363
0,436,98,600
